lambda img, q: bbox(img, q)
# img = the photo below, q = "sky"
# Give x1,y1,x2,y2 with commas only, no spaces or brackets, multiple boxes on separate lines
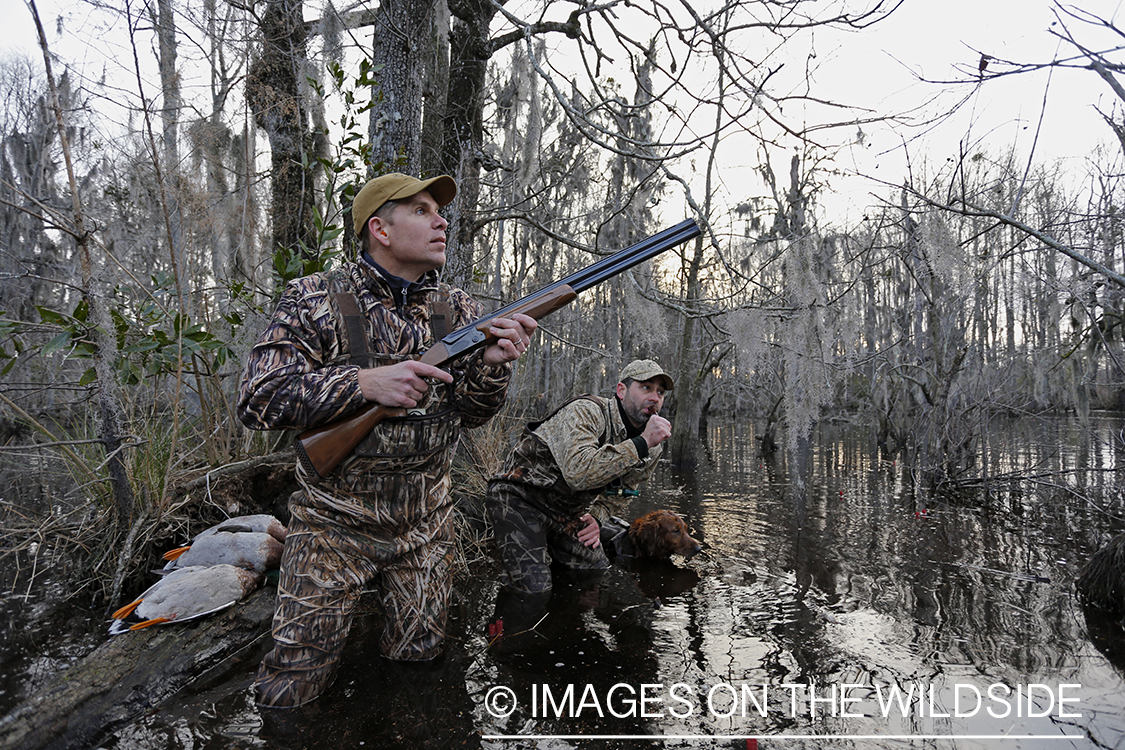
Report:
3,0,1122,225
809,0,1125,220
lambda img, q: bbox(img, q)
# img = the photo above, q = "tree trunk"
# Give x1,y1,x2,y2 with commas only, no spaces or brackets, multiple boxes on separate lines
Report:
420,0,451,177
667,232,706,466
369,0,437,174
248,0,314,259
152,0,184,293
442,0,498,285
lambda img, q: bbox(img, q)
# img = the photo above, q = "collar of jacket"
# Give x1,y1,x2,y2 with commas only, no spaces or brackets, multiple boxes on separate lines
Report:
604,394,629,441
357,252,440,308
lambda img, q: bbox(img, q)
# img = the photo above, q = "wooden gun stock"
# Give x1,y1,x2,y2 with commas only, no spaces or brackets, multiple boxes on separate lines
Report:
295,284,579,480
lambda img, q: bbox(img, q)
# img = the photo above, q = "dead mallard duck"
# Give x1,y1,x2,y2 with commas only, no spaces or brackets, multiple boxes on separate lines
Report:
161,529,284,574
109,564,262,634
160,514,286,574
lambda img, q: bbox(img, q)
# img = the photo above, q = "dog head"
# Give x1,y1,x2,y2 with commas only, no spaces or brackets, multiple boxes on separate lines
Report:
627,510,703,559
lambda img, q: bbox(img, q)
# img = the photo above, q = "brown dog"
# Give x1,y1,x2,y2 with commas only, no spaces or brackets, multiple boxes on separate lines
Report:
601,510,703,559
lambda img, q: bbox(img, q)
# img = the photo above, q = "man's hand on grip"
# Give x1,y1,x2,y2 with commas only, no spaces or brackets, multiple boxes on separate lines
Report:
358,360,454,408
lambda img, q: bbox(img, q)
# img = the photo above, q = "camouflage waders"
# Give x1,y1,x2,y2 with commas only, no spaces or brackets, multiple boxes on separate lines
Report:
487,480,609,595
255,459,457,708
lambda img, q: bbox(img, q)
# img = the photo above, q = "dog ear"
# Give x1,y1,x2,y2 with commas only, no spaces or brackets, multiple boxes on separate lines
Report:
631,517,660,556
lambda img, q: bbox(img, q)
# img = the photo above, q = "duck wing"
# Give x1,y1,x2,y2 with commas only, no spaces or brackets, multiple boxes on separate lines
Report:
195,514,287,543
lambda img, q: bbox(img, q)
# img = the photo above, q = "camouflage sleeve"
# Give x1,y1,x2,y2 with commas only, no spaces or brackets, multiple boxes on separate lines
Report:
619,444,662,488
446,286,513,429
588,496,629,524
587,444,663,522
237,278,366,431
533,398,644,492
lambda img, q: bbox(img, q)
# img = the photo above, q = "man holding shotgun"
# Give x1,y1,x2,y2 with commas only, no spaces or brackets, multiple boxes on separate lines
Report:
237,172,536,708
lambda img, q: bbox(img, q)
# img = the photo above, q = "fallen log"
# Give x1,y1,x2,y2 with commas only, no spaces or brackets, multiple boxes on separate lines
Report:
0,586,275,750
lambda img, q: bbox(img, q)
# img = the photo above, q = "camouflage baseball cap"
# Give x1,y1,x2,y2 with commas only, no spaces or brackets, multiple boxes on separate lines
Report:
352,173,457,235
619,359,674,390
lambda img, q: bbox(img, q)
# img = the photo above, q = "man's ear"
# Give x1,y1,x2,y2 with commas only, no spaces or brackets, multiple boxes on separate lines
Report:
367,215,391,246
615,381,627,400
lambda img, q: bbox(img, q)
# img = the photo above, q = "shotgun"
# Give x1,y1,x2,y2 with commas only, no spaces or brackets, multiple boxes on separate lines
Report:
295,218,702,480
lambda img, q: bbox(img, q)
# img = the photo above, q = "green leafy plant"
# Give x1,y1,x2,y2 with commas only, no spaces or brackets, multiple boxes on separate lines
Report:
0,312,26,377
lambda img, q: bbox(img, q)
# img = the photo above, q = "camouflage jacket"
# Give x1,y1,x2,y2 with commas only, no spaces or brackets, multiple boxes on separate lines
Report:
237,256,512,445
491,394,661,521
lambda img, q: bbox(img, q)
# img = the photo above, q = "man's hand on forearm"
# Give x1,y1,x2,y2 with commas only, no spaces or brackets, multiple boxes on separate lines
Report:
481,313,538,366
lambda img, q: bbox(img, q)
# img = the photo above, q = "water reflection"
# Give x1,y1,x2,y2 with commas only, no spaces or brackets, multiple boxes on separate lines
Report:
633,415,1125,746
80,416,1125,747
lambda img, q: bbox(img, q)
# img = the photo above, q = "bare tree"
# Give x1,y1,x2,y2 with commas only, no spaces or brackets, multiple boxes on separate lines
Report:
0,57,69,321
27,0,137,556
248,0,315,261
478,0,903,464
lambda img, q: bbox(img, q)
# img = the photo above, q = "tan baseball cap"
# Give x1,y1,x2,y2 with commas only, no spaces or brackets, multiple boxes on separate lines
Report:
619,359,674,390
351,173,457,235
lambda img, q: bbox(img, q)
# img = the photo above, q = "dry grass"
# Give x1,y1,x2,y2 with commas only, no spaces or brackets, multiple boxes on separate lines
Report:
0,447,298,611
0,385,528,603
449,404,528,574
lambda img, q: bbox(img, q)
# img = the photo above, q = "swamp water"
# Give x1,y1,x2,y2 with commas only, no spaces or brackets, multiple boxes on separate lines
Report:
11,415,1125,749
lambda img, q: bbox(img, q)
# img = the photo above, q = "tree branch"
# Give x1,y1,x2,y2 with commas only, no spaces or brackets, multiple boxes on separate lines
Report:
951,199,1125,289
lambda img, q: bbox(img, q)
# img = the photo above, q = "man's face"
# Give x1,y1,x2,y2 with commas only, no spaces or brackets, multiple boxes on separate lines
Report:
616,379,666,428
366,190,448,281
